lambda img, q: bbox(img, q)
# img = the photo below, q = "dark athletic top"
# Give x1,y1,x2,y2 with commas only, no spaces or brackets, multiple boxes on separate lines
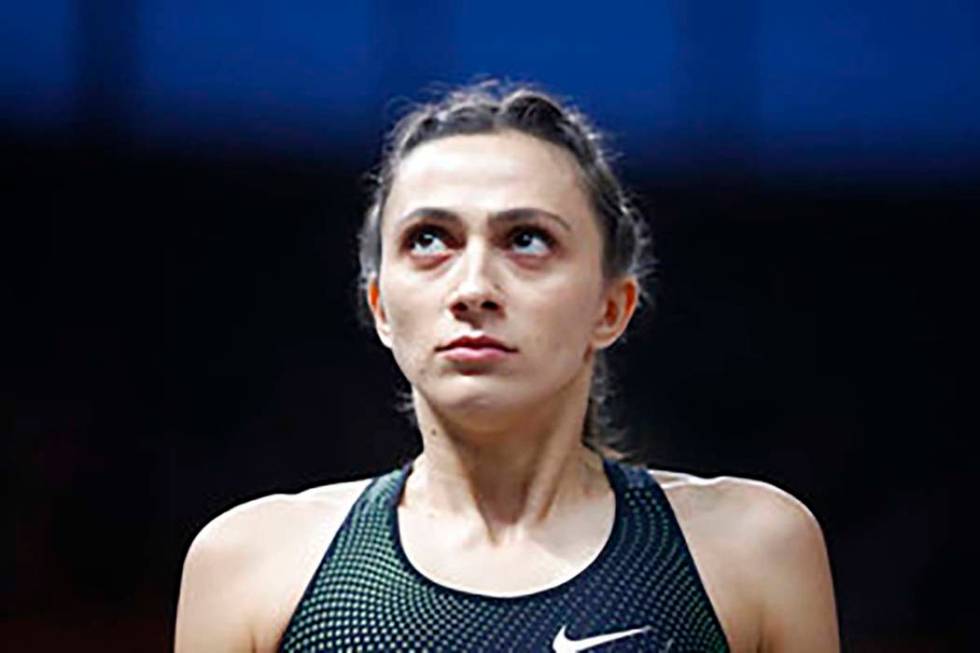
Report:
279,458,730,651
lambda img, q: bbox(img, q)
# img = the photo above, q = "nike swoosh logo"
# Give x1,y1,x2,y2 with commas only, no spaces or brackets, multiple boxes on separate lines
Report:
552,624,652,652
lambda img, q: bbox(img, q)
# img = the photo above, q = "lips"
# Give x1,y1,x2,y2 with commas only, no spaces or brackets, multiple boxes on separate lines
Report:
436,334,517,352
435,334,517,366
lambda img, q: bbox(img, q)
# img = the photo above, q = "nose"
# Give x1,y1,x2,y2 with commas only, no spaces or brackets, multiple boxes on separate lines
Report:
447,238,503,317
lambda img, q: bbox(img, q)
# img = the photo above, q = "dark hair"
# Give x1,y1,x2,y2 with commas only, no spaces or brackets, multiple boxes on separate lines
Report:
356,81,654,458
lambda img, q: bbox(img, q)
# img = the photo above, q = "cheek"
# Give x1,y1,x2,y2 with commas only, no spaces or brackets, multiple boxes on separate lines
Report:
523,275,604,358
378,273,435,371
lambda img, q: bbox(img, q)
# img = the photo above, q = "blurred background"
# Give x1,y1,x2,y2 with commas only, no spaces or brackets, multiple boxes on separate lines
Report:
3,1,973,650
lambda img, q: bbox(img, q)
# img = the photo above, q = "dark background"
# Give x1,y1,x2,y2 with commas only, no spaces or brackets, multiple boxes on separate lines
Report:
3,2,973,650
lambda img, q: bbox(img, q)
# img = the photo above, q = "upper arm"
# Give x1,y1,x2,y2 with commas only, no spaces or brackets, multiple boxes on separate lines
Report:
747,485,840,653
174,507,266,653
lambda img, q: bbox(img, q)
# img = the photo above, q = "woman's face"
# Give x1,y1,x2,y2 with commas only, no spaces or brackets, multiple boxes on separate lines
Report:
368,130,636,427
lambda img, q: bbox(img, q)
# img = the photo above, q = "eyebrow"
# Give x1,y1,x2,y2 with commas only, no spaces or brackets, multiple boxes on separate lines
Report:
394,207,572,232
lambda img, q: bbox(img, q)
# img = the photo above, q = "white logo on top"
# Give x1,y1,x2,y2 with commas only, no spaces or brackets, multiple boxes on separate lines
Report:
552,624,665,652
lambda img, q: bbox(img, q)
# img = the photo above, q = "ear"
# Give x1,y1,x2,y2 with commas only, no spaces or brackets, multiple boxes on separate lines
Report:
590,275,639,351
366,275,393,349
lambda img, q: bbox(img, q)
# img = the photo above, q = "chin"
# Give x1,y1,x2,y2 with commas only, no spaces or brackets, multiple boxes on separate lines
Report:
421,380,543,430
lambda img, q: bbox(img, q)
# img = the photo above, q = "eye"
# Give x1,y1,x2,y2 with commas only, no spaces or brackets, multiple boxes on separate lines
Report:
405,225,450,256
508,227,554,256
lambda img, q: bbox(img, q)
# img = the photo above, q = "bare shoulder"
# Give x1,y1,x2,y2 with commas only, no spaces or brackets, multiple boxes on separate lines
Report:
175,477,373,653
650,467,830,591
649,469,839,652
652,468,824,539
182,477,373,574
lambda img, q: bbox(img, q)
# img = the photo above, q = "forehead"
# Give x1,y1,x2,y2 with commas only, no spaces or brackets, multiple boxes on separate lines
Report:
382,130,594,226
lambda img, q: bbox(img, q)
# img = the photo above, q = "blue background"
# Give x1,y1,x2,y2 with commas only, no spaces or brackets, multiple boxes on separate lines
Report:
4,1,979,175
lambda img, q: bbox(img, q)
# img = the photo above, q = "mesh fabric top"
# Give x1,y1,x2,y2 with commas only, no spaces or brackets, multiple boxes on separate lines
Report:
279,458,730,652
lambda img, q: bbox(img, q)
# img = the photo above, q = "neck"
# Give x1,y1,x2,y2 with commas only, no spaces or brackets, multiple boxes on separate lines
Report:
402,366,609,539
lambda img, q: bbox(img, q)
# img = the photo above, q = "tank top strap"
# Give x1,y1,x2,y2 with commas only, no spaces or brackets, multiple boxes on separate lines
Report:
352,462,407,511
603,456,656,491
605,457,731,650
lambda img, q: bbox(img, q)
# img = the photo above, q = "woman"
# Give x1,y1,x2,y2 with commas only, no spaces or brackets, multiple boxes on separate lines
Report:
175,83,839,652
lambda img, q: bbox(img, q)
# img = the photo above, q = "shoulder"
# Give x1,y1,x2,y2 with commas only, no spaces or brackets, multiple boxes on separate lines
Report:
182,477,374,572
649,469,839,652
650,468,826,551
174,477,373,653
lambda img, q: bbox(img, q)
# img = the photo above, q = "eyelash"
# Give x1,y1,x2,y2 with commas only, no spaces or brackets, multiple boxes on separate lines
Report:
510,226,556,251
403,225,451,251
402,224,556,255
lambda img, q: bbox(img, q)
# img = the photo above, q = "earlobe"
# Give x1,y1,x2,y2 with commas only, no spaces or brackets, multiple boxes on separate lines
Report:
367,277,393,349
591,276,639,351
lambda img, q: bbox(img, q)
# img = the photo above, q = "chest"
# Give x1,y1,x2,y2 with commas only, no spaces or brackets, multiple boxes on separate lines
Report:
397,494,614,596
256,477,761,653
276,500,732,651
399,524,755,651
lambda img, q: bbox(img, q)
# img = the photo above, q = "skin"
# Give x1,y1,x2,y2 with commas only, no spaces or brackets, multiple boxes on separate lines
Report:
174,131,840,652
